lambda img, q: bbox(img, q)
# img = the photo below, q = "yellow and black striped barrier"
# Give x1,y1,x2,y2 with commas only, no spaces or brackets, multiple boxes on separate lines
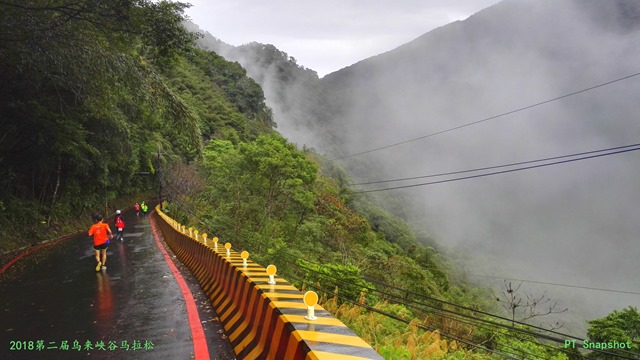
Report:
154,206,382,360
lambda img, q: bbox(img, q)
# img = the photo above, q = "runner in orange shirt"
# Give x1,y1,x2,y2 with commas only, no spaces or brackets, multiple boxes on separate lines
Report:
88,214,113,271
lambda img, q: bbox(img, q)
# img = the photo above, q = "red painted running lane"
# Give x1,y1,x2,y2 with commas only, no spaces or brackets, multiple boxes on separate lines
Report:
0,212,124,275
0,249,37,274
0,232,80,274
149,212,210,360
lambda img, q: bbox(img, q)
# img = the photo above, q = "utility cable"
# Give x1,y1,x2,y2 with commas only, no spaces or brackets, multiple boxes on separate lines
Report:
285,271,523,360
157,167,639,358
283,254,562,339
267,247,638,358
466,273,640,295
162,179,636,359
351,142,640,186
349,145,640,194
247,244,519,335
295,275,533,360
332,71,640,160
286,265,627,360
244,236,576,343
275,252,640,359
271,237,545,332
360,261,639,359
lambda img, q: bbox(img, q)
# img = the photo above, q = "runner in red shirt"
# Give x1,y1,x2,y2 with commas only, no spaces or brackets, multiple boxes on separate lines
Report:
114,210,125,241
88,214,112,271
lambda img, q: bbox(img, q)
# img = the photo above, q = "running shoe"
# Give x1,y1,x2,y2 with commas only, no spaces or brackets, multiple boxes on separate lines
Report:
101,266,107,271
95,261,102,271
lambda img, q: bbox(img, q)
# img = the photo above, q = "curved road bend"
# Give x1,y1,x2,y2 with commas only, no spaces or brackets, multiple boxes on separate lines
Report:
0,210,235,359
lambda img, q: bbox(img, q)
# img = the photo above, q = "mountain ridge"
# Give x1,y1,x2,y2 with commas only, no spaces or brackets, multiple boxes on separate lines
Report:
187,0,640,330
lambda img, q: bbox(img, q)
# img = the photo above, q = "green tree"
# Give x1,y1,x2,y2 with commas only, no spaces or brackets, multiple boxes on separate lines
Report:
586,306,640,359
199,134,317,251
0,0,201,247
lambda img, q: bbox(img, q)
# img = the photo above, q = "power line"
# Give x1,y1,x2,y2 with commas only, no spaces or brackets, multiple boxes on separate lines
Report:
467,273,640,295
285,270,523,359
276,252,639,359
280,254,554,340
260,234,622,352
166,209,526,357
170,186,613,354
160,182,640,359
351,142,640,186
156,160,635,356
160,190,540,357
349,145,640,194
332,71,640,160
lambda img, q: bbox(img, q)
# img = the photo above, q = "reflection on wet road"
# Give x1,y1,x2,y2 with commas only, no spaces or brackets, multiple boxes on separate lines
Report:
0,211,234,359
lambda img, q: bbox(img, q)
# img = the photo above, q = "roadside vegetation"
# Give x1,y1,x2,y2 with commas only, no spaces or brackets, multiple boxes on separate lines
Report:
0,0,269,252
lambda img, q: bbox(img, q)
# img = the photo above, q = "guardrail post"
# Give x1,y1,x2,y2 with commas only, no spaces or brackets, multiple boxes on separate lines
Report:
188,227,193,236
202,233,207,243
241,251,249,267
225,242,231,257
304,291,318,321
213,237,219,250
266,265,277,285
194,230,199,240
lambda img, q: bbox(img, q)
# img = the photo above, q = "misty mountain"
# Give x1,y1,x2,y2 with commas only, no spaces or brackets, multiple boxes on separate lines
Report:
187,23,335,148
313,0,640,326
319,0,640,148
190,0,640,332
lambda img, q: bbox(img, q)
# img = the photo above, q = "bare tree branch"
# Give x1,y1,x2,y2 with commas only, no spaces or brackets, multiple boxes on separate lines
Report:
495,280,568,329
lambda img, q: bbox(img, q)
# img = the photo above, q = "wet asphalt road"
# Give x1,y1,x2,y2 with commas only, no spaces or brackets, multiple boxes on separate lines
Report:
0,211,235,359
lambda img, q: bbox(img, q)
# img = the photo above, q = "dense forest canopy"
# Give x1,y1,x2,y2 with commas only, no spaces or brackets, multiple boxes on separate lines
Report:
0,0,272,246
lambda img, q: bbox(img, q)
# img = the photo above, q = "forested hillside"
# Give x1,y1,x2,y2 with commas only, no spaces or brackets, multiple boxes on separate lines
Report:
193,28,333,150
0,2,491,358
188,1,640,358
0,0,272,251
311,0,640,340
2,1,637,359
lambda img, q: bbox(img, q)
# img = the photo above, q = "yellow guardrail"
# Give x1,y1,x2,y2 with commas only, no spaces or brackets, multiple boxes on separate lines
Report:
153,205,382,360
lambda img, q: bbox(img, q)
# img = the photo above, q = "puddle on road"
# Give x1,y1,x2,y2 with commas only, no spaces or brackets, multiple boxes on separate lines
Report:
123,232,144,238
78,248,117,260
132,246,153,253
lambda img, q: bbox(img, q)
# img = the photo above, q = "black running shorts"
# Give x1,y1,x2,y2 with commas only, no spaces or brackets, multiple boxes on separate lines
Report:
93,241,110,251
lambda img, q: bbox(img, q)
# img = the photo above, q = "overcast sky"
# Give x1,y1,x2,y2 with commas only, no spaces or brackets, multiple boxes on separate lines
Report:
184,0,502,77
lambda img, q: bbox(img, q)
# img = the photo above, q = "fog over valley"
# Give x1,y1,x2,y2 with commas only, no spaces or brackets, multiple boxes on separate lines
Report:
193,0,640,333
